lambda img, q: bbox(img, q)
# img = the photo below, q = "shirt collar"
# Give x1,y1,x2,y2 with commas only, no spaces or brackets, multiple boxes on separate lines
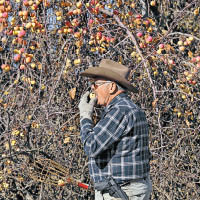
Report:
104,92,127,112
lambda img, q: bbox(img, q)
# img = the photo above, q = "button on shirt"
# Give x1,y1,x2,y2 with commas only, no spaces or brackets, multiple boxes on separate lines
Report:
80,93,150,184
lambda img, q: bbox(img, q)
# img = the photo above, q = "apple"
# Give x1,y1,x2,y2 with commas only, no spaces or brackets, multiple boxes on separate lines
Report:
25,56,32,63
179,46,185,51
31,4,38,10
154,71,158,76
1,37,7,43
23,10,28,16
144,20,150,26
137,32,143,37
18,30,26,37
14,54,21,62
1,64,6,70
184,41,189,46
186,40,191,45
76,1,82,8
130,2,135,8
23,0,29,6
57,16,62,21
190,80,197,85
7,30,13,35
4,65,10,72
28,0,33,6
6,5,12,12
96,32,102,40
30,63,36,69
2,12,8,18
19,64,26,70
135,14,141,19
188,36,194,41
90,0,96,6
74,32,81,38
194,8,199,15
110,38,115,43
36,0,41,5
159,44,164,49
177,40,183,46
196,56,200,62
157,49,162,54
150,1,156,6
20,48,25,53
191,57,197,63
58,179,65,186
139,42,145,48
67,28,73,33
168,59,175,65
25,22,32,29
18,11,23,16
146,36,153,43
163,71,168,75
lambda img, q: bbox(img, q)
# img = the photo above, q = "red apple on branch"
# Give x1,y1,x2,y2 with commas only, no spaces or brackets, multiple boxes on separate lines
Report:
14,54,21,62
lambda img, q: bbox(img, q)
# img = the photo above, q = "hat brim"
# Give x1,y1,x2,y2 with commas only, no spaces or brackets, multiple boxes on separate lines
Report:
80,67,138,93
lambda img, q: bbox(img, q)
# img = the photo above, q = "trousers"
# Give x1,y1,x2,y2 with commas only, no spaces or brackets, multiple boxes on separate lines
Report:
95,176,152,200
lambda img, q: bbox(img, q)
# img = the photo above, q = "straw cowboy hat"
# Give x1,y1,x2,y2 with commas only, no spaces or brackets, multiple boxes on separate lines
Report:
80,59,138,93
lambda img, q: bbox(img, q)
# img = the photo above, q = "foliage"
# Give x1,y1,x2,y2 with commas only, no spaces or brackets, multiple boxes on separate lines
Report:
0,0,200,199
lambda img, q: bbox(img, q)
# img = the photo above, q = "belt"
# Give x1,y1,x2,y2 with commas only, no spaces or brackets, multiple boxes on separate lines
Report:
120,177,147,187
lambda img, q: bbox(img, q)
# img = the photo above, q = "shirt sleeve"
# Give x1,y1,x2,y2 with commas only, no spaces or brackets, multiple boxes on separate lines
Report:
80,107,130,158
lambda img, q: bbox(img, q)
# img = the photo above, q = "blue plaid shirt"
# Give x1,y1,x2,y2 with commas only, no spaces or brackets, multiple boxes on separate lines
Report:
80,93,150,184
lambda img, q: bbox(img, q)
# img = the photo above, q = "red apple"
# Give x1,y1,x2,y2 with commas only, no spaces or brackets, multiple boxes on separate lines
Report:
159,44,164,49
1,64,6,70
168,59,175,65
196,56,200,62
136,14,142,19
67,28,73,33
88,19,94,25
14,54,21,62
20,48,25,53
18,30,26,38
137,32,143,37
20,64,26,70
96,32,102,39
2,12,8,18
110,38,115,43
144,20,150,26
106,37,111,43
146,36,153,43
191,57,197,63
23,0,29,6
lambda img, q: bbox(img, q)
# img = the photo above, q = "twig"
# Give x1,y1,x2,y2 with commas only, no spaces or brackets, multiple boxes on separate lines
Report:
168,32,200,41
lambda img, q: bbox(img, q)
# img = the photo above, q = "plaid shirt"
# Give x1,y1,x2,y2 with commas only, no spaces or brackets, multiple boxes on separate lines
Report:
80,93,150,184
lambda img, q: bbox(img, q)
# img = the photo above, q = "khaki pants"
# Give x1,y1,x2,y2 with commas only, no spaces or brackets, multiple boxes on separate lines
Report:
95,176,152,200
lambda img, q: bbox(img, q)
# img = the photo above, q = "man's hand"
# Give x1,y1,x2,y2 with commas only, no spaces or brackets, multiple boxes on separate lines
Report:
78,91,97,120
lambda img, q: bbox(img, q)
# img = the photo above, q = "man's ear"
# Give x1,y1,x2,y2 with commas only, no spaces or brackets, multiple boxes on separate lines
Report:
109,82,117,94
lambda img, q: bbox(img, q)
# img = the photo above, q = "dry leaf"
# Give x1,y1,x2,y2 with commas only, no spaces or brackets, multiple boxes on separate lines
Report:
64,137,70,144
188,51,193,58
185,119,190,127
152,98,158,108
69,87,76,99
0,24,4,32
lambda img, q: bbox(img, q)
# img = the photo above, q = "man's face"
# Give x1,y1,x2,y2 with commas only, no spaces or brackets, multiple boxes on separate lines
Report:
90,79,112,106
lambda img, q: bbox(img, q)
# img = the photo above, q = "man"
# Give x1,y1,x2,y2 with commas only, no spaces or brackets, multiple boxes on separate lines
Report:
78,59,152,200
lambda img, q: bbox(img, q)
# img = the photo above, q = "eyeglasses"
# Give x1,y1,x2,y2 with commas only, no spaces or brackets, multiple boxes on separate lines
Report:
90,81,112,90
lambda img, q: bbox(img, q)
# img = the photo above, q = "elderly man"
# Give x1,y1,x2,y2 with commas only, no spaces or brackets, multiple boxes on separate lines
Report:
78,59,152,200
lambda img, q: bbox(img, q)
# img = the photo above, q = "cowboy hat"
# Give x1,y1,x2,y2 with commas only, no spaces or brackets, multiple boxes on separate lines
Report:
80,59,138,93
